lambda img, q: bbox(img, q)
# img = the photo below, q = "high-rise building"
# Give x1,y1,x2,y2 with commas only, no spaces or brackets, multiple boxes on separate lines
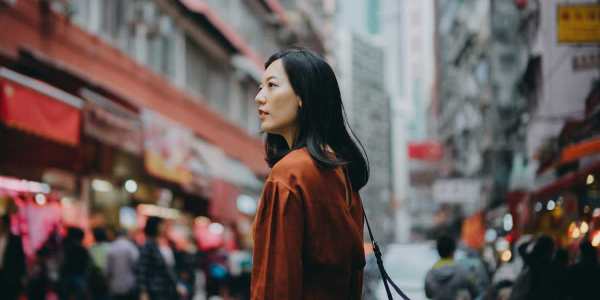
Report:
381,0,438,241
335,0,395,244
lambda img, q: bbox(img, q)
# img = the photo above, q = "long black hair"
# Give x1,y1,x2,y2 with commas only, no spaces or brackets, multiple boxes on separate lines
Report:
263,47,369,191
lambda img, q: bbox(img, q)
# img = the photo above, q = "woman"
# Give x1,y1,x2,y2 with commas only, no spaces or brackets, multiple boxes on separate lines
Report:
137,217,182,300
251,48,369,299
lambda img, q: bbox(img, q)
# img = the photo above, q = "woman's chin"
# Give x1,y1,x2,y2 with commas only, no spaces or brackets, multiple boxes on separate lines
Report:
260,123,275,134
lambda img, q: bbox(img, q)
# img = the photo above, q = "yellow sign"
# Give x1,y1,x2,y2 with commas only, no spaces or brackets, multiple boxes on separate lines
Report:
557,4,600,44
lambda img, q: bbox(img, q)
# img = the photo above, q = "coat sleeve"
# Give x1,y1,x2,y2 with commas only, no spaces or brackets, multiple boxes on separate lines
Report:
251,180,304,300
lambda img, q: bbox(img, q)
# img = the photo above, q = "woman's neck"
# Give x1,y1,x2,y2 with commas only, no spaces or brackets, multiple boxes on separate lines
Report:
281,126,299,148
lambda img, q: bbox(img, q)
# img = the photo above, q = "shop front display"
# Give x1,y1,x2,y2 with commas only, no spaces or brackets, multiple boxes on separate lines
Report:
0,176,63,259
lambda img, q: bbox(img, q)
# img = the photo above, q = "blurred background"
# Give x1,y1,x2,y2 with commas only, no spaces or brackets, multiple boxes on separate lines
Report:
0,0,598,299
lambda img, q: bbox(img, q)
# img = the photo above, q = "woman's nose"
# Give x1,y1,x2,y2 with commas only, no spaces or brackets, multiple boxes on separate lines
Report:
255,90,266,105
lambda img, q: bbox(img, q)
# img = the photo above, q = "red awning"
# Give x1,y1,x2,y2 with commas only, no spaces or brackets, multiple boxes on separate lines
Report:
560,137,600,164
0,68,82,146
532,160,600,200
0,2,268,176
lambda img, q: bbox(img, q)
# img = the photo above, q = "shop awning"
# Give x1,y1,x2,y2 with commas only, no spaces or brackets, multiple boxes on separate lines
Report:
0,68,82,146
193,139,262,190
0,2,269,176
532,160,600,200
81,88,143,155
559,137,600,165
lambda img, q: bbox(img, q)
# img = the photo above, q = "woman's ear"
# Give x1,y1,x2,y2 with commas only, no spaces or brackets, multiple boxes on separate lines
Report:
297,96,303,108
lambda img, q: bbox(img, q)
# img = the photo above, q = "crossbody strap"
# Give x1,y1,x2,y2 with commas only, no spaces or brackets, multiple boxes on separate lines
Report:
342,167,410,300
363,211,411,300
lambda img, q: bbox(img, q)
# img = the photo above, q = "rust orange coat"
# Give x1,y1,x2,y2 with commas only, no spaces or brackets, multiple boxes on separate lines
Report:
251,148,366,300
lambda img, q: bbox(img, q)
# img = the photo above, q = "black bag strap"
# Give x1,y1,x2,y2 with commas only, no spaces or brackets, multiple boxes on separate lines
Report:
342,167,410,300
363,211,410,300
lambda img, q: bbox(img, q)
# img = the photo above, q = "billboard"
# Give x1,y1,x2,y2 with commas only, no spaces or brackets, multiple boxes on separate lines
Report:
557,4,600,44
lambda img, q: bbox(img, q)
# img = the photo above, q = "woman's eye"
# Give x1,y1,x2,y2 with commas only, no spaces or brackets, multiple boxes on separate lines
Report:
268,82,277,88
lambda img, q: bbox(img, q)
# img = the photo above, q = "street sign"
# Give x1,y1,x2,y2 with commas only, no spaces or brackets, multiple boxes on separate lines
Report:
557,4,600,44
433,179,482,204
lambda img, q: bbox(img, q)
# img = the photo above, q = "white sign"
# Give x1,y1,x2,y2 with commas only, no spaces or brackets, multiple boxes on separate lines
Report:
433,179,482,205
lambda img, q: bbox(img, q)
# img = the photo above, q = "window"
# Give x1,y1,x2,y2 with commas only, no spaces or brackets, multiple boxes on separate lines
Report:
185,36,209,101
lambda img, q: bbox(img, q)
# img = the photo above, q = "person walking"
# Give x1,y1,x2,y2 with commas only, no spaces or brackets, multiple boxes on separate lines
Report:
137,217,180,300
90,227,110,300
90,227,110,273
509,235,561,300
425,235,477,300
567,241,600,300
0,214,26,300
251,47,369,299
59,226,93,300
106,228,139,300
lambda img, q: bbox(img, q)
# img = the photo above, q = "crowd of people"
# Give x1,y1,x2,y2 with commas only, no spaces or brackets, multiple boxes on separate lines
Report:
425,234,600,300
0,214,251,300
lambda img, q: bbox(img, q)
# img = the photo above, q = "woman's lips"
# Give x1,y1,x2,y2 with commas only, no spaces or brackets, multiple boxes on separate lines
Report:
258,109,269,119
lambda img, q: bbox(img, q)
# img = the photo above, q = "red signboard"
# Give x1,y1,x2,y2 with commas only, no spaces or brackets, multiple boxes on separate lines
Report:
408,141,443,161
0,70,81,146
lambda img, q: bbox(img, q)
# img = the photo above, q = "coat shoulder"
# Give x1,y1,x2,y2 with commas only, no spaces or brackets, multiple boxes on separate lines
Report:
270,148,319,181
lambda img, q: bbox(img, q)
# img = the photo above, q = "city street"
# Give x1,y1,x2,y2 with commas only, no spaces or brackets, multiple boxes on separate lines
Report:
0,0,599,299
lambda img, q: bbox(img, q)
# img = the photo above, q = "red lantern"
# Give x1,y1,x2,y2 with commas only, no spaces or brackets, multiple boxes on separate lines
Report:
515,0,527,9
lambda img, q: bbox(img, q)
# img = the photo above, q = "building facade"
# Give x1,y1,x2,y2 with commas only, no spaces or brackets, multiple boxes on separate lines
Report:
0,0,327,250
380,0,438,241
336,30,394,244
435,0,533,221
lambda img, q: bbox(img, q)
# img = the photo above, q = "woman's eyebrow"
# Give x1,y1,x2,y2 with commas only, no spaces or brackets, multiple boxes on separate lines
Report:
266,75,278,81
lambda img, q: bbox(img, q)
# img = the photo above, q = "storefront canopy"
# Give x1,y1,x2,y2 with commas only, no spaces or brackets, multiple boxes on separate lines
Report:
81,88,143,155
532,160,600,201
193,138,262,191
0,68,82,146
559,138,600,165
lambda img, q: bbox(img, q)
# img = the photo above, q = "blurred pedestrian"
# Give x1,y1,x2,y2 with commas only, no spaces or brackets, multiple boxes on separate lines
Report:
456,247,490,298
552,248,569,300
251,48,367,299
0,213,26,300
567,241,600,300
137,217,180,300
90,227,110,300
27,226,62,300
425,235,477,300
492,236,529,285
509,235,560,300
106,228,139,300
91,227,110,273
59,226,92,300
173,239,196,300
205,247,230,298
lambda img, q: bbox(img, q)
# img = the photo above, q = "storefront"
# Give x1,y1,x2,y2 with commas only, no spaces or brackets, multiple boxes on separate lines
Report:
0,67,88,257
525,82,600,249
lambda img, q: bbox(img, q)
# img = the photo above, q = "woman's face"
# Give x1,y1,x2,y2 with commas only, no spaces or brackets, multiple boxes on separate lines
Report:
255,59,301,141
